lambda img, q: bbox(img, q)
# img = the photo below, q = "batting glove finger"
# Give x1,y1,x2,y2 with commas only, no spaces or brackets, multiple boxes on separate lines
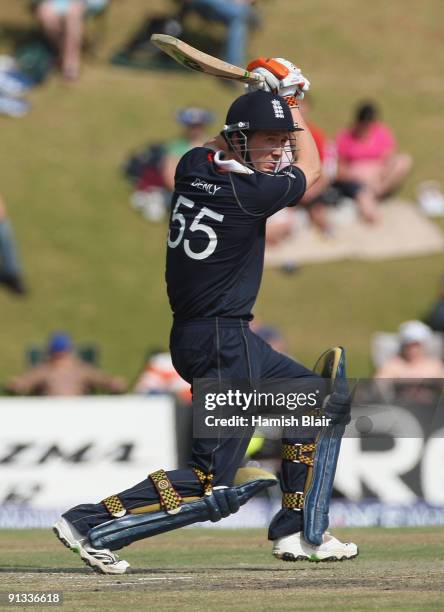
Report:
246,66,280,93
273,57,310,99
285,75,311,100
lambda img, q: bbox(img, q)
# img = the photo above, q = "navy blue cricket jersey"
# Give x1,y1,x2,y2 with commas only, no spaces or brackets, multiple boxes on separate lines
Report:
166,147,306,321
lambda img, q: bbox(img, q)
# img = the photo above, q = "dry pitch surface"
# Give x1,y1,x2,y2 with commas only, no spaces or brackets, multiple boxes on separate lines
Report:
1,527,444,611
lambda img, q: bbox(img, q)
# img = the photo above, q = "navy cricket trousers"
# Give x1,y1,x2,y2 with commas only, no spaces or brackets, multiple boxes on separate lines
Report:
64,318,321,540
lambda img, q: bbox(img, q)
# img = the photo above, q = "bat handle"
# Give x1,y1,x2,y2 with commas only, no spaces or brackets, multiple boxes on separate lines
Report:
244,71,265,84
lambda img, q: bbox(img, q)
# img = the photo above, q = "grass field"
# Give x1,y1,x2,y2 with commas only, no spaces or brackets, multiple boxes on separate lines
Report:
2,528,444,610
1,1,444,382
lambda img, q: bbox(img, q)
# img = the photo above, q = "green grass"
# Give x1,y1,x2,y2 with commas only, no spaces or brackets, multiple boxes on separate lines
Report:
2,528,444,610
1,0,444,381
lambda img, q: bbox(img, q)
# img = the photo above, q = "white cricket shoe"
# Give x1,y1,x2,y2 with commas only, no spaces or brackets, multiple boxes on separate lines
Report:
53,517,130,575
273,531,358,563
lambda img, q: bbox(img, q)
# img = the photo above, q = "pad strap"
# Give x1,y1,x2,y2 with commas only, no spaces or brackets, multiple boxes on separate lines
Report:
282,491,304,511
193,467,214,495
102,494,126,518
282,443,316,466
149,469,183,515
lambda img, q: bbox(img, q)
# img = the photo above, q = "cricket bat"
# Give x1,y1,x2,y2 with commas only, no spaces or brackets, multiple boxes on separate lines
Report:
150,34,265,85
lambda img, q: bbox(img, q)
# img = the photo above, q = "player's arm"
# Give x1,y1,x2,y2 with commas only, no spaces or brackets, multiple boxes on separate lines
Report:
246,57,321,188
289,106,321,189
204,133,229,153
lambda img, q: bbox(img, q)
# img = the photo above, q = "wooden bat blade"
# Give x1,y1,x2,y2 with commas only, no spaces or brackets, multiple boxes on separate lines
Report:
150,34,264,84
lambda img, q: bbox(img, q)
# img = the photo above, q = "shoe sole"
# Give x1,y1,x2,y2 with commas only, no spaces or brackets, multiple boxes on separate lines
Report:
53,522,129,575
273,549,359,563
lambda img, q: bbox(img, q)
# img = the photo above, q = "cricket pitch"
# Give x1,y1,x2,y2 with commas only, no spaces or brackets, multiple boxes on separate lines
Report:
1,527,444,611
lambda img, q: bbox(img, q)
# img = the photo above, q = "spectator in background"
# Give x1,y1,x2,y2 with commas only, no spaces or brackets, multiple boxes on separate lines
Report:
125,107,213,222
133,350,191,403
6,332,126,396
374,320,444,378
425,275,444,333
32,0,109,81
0,195,26,295
250,321,290,355
336,101,412,203
253,324,287,354
182,0,257,68
300,96,380,229
161,107,214,193
265,206,295,246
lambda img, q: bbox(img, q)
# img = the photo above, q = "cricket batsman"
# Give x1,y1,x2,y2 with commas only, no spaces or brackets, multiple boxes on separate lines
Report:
54,57,358,573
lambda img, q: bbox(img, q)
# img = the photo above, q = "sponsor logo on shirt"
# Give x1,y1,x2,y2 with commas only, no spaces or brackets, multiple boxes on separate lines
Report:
191,178,221,196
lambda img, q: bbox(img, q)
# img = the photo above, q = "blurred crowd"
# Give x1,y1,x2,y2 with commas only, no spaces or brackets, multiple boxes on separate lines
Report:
31,0,109,82
0,0,260,117
0,1,111,117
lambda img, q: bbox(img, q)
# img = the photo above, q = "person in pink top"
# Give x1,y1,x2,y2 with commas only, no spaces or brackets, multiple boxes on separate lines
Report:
336,102,412,205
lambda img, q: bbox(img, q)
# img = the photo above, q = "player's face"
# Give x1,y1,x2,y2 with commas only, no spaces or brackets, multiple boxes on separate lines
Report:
247,130,294,173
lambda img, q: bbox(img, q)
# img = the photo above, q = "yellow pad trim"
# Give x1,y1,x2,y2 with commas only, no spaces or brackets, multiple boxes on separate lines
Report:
102,494,126,518
234,466,277,486
149,469,182,513
282,491,304,510
129,496,201,515
193,467,214,495
282,443,316,466
313,347,343,379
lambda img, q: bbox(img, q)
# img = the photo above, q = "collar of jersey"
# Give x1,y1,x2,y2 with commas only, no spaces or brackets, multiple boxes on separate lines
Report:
214,151,254,174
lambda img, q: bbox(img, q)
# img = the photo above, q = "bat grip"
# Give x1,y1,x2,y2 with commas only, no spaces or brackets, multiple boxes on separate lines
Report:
246,71,265,83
